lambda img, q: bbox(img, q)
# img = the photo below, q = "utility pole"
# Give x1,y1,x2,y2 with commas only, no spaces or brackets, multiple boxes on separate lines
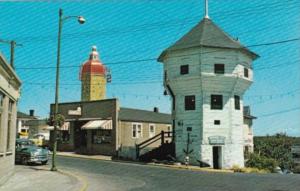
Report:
0,39,22,69
10,41,16,69
51,8,85,172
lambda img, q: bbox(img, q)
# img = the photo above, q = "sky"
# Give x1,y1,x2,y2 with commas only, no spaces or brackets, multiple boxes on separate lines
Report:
0,0,299,136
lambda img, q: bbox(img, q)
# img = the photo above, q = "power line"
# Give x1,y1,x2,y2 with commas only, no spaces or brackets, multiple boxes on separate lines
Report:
14,37,300,70
10,0,299,44
257,107,300,118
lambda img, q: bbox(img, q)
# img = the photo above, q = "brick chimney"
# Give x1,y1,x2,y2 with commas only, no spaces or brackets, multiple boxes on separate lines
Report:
29,109,34,117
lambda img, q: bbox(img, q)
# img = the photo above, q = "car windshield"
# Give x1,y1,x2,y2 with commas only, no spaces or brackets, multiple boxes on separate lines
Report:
17,140,35,146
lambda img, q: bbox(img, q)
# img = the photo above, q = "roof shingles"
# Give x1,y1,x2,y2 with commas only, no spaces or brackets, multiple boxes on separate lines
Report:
158,18,258,61
119,108,171,124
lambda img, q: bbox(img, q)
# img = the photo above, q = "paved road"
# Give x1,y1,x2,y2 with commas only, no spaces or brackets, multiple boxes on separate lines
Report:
52,156,300,191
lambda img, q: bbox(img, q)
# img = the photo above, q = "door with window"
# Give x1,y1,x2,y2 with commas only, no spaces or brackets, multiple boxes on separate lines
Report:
149,124,155,138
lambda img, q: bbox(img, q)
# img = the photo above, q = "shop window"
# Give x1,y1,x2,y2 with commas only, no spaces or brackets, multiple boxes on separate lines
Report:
92,130,112,144
7,114,12,151
234,95,240,110
8,100,14,112
185,95,195,110
132,123,142,138
61,131,70,142
149,124,155,138
214,64,225,74
180,65,189,75
211,95,223,110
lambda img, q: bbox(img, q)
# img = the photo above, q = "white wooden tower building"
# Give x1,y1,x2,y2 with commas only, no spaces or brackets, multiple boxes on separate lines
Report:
158,0,259,168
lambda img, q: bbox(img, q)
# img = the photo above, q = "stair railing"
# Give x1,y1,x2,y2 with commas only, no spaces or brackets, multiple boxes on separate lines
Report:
136,131,172,160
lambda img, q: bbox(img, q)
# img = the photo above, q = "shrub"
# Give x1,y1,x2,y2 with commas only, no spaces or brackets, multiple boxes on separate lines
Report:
246,153,278,172
231,165,269,174
254,134,296,169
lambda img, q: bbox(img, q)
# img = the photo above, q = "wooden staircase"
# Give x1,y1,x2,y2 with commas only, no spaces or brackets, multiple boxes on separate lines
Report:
136,131,175,162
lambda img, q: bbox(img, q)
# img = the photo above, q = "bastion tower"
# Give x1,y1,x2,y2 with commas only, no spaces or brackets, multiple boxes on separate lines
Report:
158,1,259,168
80,46,106,101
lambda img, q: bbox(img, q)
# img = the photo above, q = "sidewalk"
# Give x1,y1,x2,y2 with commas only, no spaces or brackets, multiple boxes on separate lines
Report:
57,152,233,173
0,165,84,191
57,152,112,161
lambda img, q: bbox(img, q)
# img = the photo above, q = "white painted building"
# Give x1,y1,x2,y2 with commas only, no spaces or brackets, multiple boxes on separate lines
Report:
158,5,258,169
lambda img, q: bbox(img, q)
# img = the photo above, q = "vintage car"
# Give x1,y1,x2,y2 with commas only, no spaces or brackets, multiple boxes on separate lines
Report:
15,139,49,165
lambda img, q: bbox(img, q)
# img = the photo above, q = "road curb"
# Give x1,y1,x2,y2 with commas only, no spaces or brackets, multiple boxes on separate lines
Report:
35,166,88,191
150,163,234,173
56,153,233,174
58,169,88,191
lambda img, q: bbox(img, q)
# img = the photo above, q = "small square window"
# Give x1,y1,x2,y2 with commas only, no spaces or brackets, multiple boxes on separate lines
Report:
180,65,189,75
214,120,221,125
185,95,195,110
211,95,223,110
214,64,225,74
234,95,240,110
244,68,249,78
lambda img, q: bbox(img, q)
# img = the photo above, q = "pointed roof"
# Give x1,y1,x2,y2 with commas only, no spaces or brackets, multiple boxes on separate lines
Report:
158,18,258,62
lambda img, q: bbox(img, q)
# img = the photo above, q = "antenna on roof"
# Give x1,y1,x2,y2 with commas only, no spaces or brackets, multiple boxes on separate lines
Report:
204,0,209,19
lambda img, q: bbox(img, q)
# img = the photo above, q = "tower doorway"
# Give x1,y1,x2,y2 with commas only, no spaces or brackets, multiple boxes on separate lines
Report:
213,146,222,169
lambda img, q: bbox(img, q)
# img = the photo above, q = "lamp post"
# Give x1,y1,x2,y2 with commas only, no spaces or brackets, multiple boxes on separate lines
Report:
51,8,85,171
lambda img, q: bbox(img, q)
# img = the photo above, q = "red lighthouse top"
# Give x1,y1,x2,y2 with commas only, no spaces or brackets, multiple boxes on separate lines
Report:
80,46,106,79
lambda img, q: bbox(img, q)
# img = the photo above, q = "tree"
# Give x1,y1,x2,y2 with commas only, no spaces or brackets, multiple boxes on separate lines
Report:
254,133,297,169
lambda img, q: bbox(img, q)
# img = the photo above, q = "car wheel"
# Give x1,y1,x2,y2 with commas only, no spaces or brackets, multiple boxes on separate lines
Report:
41,160,48,165
21,157,28,165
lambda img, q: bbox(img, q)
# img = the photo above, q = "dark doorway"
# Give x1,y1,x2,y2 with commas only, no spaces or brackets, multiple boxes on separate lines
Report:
74,121,87,149
213,146,221,169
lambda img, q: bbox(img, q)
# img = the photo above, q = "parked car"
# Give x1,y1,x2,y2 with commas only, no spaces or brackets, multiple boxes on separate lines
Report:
15,139,49,165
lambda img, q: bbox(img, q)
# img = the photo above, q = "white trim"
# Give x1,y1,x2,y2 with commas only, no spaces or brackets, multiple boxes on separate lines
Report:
132,122,142,139
149,123,156,138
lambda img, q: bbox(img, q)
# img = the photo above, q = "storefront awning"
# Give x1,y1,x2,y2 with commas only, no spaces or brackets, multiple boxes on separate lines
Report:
81,120,112,130
46,122,70,131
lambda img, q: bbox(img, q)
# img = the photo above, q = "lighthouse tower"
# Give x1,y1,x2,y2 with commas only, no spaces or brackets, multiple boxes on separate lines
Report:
158,1,259,168
80,46,106,101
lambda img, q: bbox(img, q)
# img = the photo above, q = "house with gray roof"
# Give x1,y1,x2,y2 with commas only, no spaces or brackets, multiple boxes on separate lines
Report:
16,110,37,139
49,99,172,159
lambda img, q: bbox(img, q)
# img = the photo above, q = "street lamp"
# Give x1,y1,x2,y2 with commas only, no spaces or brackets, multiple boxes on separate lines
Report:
51,8,85,172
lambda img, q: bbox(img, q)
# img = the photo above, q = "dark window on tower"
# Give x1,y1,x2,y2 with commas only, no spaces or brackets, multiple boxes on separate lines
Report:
234,95,240,110
180,65,189,75
214,120,221,125
214,64,225,74
185,95,195,110
244,68,249,78
211,95,223,110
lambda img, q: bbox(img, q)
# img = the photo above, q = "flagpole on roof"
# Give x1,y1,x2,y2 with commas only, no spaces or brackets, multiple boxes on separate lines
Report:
204,0,209,19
